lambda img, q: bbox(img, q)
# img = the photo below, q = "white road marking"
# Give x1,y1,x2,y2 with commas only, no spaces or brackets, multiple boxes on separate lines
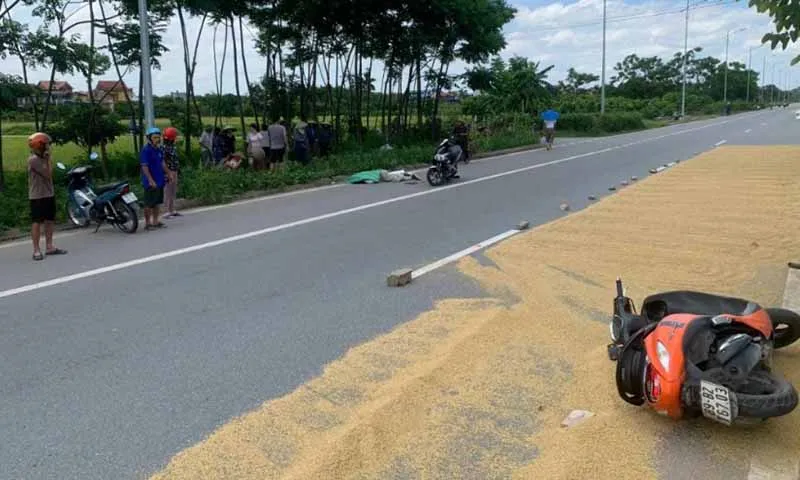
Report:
745,129,752,133
715,140,727,146
410,229,520,279
0,114,757,299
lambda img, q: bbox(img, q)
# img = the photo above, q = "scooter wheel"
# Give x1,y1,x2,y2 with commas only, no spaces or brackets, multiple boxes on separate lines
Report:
427,167,446,187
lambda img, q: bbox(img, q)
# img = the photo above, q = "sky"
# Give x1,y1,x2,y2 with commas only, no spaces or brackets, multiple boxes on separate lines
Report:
2,0,799,96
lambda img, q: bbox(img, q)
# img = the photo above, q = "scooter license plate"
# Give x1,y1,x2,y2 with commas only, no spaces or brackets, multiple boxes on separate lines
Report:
699,380,736,425
122,192,138,204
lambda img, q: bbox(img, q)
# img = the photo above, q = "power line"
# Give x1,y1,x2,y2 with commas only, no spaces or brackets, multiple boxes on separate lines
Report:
530,0,736,33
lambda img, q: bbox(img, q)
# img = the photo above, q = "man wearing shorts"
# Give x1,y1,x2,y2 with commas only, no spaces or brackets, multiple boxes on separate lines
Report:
140,127,168,230
540,108,560,151
27,132,67,261
267,116,288,170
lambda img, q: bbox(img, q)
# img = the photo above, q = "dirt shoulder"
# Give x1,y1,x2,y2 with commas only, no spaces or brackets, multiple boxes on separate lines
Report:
150,145,800,480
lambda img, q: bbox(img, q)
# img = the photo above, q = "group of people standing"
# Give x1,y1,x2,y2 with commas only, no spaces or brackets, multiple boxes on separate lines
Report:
197,117,335,171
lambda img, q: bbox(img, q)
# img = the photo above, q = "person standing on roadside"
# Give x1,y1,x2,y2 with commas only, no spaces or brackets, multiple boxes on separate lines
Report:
27,132,67,261
293,115,310,165
140,127,168,230
267,116,288,170
247,122,266,170
199,125,213,167
162,127,182,218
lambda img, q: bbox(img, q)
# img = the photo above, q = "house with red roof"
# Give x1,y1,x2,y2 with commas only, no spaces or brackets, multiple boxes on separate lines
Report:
94,80,134,110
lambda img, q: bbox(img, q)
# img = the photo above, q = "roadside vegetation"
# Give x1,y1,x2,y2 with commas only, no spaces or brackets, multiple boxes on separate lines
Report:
0,0,796,231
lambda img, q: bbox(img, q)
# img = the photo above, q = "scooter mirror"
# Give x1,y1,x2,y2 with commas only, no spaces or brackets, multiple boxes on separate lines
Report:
56,162,66,170
89,152,99,161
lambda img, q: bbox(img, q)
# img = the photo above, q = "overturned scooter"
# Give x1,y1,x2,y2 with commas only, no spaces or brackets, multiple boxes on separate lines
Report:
607,278,800,425
56,152,139,233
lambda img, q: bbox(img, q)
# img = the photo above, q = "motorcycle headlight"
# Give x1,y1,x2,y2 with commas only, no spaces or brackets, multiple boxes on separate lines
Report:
434,153,447,161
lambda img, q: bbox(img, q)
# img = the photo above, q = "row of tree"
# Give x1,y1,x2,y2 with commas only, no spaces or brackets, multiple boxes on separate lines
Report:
1,0,798,191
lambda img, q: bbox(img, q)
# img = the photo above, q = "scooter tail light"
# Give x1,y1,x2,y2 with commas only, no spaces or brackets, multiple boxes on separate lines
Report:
120,185,130,194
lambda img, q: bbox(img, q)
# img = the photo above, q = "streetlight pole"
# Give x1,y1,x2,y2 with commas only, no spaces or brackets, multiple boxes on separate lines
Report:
680,0,690,118
600,0,606,114
137,0,155,129
761,56,766,103
771,63,777,104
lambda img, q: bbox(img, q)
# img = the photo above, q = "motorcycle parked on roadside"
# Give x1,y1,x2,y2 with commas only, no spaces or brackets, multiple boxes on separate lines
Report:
56,152,139,233
607,278,800,425
427,136,468,187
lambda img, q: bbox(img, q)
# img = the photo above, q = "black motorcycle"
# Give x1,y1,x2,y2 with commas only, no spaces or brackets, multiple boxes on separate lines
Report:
56,153,139,233
427,137,468,187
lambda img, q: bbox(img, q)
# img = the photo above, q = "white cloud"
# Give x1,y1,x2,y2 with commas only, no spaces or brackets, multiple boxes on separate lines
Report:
1,0,798,97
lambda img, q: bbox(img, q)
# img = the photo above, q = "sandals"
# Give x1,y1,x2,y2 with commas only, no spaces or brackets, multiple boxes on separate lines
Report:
32,248,67,261
145,222,167,231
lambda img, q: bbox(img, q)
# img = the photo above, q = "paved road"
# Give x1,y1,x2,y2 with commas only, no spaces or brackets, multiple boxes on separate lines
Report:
0,108,796,479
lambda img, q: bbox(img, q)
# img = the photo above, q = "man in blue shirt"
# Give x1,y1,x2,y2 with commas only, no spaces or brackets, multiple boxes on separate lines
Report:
140,127,168,230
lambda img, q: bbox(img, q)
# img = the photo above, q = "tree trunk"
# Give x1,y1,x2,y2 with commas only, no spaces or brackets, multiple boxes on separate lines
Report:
238,16,259,127
177,6,193,162
230,19,246,151
190,14,208,130
138,69,144,148
99,0,138,154
416,55,422,128
364,57,373,129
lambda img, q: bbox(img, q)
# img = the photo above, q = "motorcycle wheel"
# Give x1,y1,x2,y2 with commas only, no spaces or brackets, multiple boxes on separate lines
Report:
66,196,90,228
427,167,446,187
734,370,798,419
766,307,800,349
112,199,139,233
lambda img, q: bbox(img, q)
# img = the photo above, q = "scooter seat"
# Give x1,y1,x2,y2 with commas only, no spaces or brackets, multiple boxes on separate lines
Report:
641,290,760,323
94,182,125,194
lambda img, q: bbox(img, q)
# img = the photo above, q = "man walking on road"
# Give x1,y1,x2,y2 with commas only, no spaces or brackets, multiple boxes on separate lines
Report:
27,132,67,261
140,127,168,230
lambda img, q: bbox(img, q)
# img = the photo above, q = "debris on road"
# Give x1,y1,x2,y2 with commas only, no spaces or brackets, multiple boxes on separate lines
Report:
560,203,570,211
608,186,616,191
516,221,530,230
649,166,666,174
561,410,594,428
588,195,597,201
387,268,413,287
620,180,629,186
631,176,638,181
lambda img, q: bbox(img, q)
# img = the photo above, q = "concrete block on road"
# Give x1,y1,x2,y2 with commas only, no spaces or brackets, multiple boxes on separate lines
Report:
608,186,616,191
588,195,597,201
516,221,530,230
559,202,570,211
620,180,629,186
631,176,638,181
387,268,413,287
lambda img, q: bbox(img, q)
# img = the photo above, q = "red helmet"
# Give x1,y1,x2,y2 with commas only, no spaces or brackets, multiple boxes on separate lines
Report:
28,132,51,151
163,127,178,141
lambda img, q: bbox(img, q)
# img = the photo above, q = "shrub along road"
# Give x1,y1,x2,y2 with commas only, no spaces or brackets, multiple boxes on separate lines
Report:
0,109,792,479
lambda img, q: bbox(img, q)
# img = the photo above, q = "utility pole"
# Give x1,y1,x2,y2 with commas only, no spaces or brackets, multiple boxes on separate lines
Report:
680,0,689,117
723,30,730,103
138,0,155,129
761,56,766,103
600,0,607,114
746,46,753,103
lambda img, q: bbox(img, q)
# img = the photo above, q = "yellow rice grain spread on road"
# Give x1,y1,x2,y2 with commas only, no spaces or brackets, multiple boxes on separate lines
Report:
151,146,800,480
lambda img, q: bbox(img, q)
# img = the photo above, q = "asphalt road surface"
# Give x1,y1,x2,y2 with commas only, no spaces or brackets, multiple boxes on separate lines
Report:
1,107,796,479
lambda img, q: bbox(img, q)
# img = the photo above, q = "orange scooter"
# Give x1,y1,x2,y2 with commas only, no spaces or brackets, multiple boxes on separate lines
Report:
607,278,800,425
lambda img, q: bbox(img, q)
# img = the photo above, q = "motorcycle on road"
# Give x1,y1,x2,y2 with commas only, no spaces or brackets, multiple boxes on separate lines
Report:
607,278,800,425
427,136,468,187
56,152,139,233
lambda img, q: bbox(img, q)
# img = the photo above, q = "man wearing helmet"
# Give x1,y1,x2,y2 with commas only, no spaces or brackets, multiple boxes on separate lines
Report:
140,127,168,230
27,132,67,261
